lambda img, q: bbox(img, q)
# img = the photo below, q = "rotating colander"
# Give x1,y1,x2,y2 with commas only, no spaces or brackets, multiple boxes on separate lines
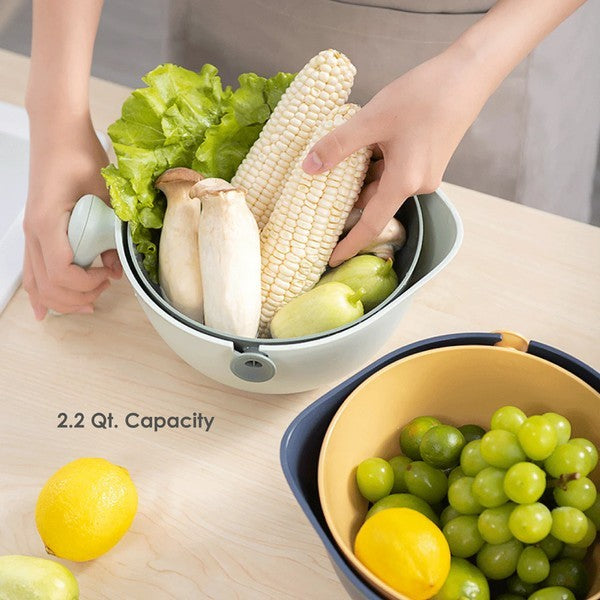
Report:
67,189,462,393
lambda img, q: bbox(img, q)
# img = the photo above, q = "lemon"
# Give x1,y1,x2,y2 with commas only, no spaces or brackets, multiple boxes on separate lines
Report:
35,458,138,562
354,507,450,600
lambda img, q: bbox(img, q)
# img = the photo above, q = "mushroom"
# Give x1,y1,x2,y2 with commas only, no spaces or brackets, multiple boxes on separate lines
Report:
191,180,261,338
343,208,407,261
155,167,205,322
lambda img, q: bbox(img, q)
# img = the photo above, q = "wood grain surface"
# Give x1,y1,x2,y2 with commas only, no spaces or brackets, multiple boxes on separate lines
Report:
0,49,599,599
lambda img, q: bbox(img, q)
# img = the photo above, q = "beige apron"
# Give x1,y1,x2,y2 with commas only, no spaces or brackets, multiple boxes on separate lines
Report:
170,0,600,222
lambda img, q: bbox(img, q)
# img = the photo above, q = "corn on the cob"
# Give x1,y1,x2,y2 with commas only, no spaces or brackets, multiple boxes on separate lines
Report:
232,49,356,230
259,103,372,337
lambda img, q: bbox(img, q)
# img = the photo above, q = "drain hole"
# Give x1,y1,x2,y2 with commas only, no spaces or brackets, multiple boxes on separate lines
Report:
244,359,262,368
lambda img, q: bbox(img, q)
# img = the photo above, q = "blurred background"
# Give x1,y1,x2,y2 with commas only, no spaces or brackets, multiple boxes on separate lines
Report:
0,0,598,225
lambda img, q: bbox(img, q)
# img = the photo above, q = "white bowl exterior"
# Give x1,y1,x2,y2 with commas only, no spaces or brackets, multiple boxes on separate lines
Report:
118,188,463,394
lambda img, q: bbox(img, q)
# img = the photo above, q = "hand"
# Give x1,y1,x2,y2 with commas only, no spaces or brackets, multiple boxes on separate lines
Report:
22,113,121,319
302,47,486,267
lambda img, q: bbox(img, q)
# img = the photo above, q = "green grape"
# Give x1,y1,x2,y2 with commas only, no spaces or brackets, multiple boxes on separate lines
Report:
527,587,575,600
448,466,466,486
434,557,490,600
517,546,550,584
560,545,588,560
542,413,571,446
544,558,589,599
518,416,558,461
544,445,589,479
550,507,588,544
461,440,489,477
400,416,441,460
472,467,509,508
481,430,526,469
509,503,552,544
536,535,563,561
553,477,596,511
478,503,515,544
504,462,546,504
388,455,412,493
366,492,440,524
441,505,462,527
571,517,596,549
569,438,598,473
404,461,448,505
459,424,486,443
498,595,525,600
448,477,484,515
420,425,466,469
584,495,600,528
356,457,394,503
476,538,523,580
491,406,527,435
443,515,484,558
507,574,538,597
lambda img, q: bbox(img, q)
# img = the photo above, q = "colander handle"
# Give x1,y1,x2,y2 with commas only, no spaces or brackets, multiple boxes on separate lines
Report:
68,194,117,268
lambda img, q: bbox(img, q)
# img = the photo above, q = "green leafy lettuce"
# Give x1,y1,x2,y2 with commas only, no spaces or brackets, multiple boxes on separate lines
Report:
102,64,294,280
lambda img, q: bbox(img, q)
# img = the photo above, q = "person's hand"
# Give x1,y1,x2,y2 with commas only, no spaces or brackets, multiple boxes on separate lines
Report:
22,113,121,320
302,47,486,267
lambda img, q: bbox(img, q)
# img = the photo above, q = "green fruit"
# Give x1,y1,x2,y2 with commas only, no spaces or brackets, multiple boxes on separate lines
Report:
356,457,394,503
420,425,466,469
528,587,575,600
400,416,442,460
317,254,398,312
544,558,589,598
459,424,487,443
0,555,79,599
405,461,448,504
366,492,440,525
270,282,364,338
388,455,412,493
432,557,490,600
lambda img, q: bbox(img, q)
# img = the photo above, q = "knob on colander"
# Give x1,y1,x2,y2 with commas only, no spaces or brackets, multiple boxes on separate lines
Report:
67,194,116,268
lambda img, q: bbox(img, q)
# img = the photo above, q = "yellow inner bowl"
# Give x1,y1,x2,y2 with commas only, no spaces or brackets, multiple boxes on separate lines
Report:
318,345,600,600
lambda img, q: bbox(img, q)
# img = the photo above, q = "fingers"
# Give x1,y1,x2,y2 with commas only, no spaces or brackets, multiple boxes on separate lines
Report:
26,234,111,316
101,249,123,279
330,169,409,267
302,109,378,175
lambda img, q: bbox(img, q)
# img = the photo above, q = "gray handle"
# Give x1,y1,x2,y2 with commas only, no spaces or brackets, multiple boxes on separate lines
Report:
68,194,116,267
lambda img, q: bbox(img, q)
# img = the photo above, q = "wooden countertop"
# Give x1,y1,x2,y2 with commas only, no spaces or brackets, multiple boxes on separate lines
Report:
1,48,599,599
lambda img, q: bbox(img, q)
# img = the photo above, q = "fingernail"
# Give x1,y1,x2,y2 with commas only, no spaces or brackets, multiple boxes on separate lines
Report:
34,308,46,321
302,151,323,174
76,306,94,315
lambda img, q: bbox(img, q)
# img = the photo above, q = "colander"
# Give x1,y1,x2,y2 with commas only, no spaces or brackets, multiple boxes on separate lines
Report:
66,189,462,393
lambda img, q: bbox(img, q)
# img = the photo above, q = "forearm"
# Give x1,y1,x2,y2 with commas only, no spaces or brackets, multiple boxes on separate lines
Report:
451,0,587,104
26,0,104,121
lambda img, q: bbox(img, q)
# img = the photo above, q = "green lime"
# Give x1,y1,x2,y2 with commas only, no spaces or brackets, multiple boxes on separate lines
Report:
421,425,466,469
400,416,441,460
460,424,487,443
366,493,439,525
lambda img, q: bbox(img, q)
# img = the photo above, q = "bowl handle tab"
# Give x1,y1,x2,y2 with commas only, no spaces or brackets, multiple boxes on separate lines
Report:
493,330,529,352
230,350,277,383
68,195,117,268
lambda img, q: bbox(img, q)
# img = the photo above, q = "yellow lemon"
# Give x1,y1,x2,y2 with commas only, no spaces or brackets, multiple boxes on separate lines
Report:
35,458,138,562
354,507,450,600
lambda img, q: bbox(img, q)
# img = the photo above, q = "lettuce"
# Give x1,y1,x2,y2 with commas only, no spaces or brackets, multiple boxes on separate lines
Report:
102,63,294,280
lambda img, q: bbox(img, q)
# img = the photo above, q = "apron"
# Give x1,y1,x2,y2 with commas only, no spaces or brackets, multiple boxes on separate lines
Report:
169,0,600,222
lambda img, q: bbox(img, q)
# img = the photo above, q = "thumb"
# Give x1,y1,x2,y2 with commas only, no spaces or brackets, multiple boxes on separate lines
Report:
302,109,375,175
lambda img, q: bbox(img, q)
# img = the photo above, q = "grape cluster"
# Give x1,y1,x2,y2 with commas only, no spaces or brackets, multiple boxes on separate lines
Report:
355,406,599,600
